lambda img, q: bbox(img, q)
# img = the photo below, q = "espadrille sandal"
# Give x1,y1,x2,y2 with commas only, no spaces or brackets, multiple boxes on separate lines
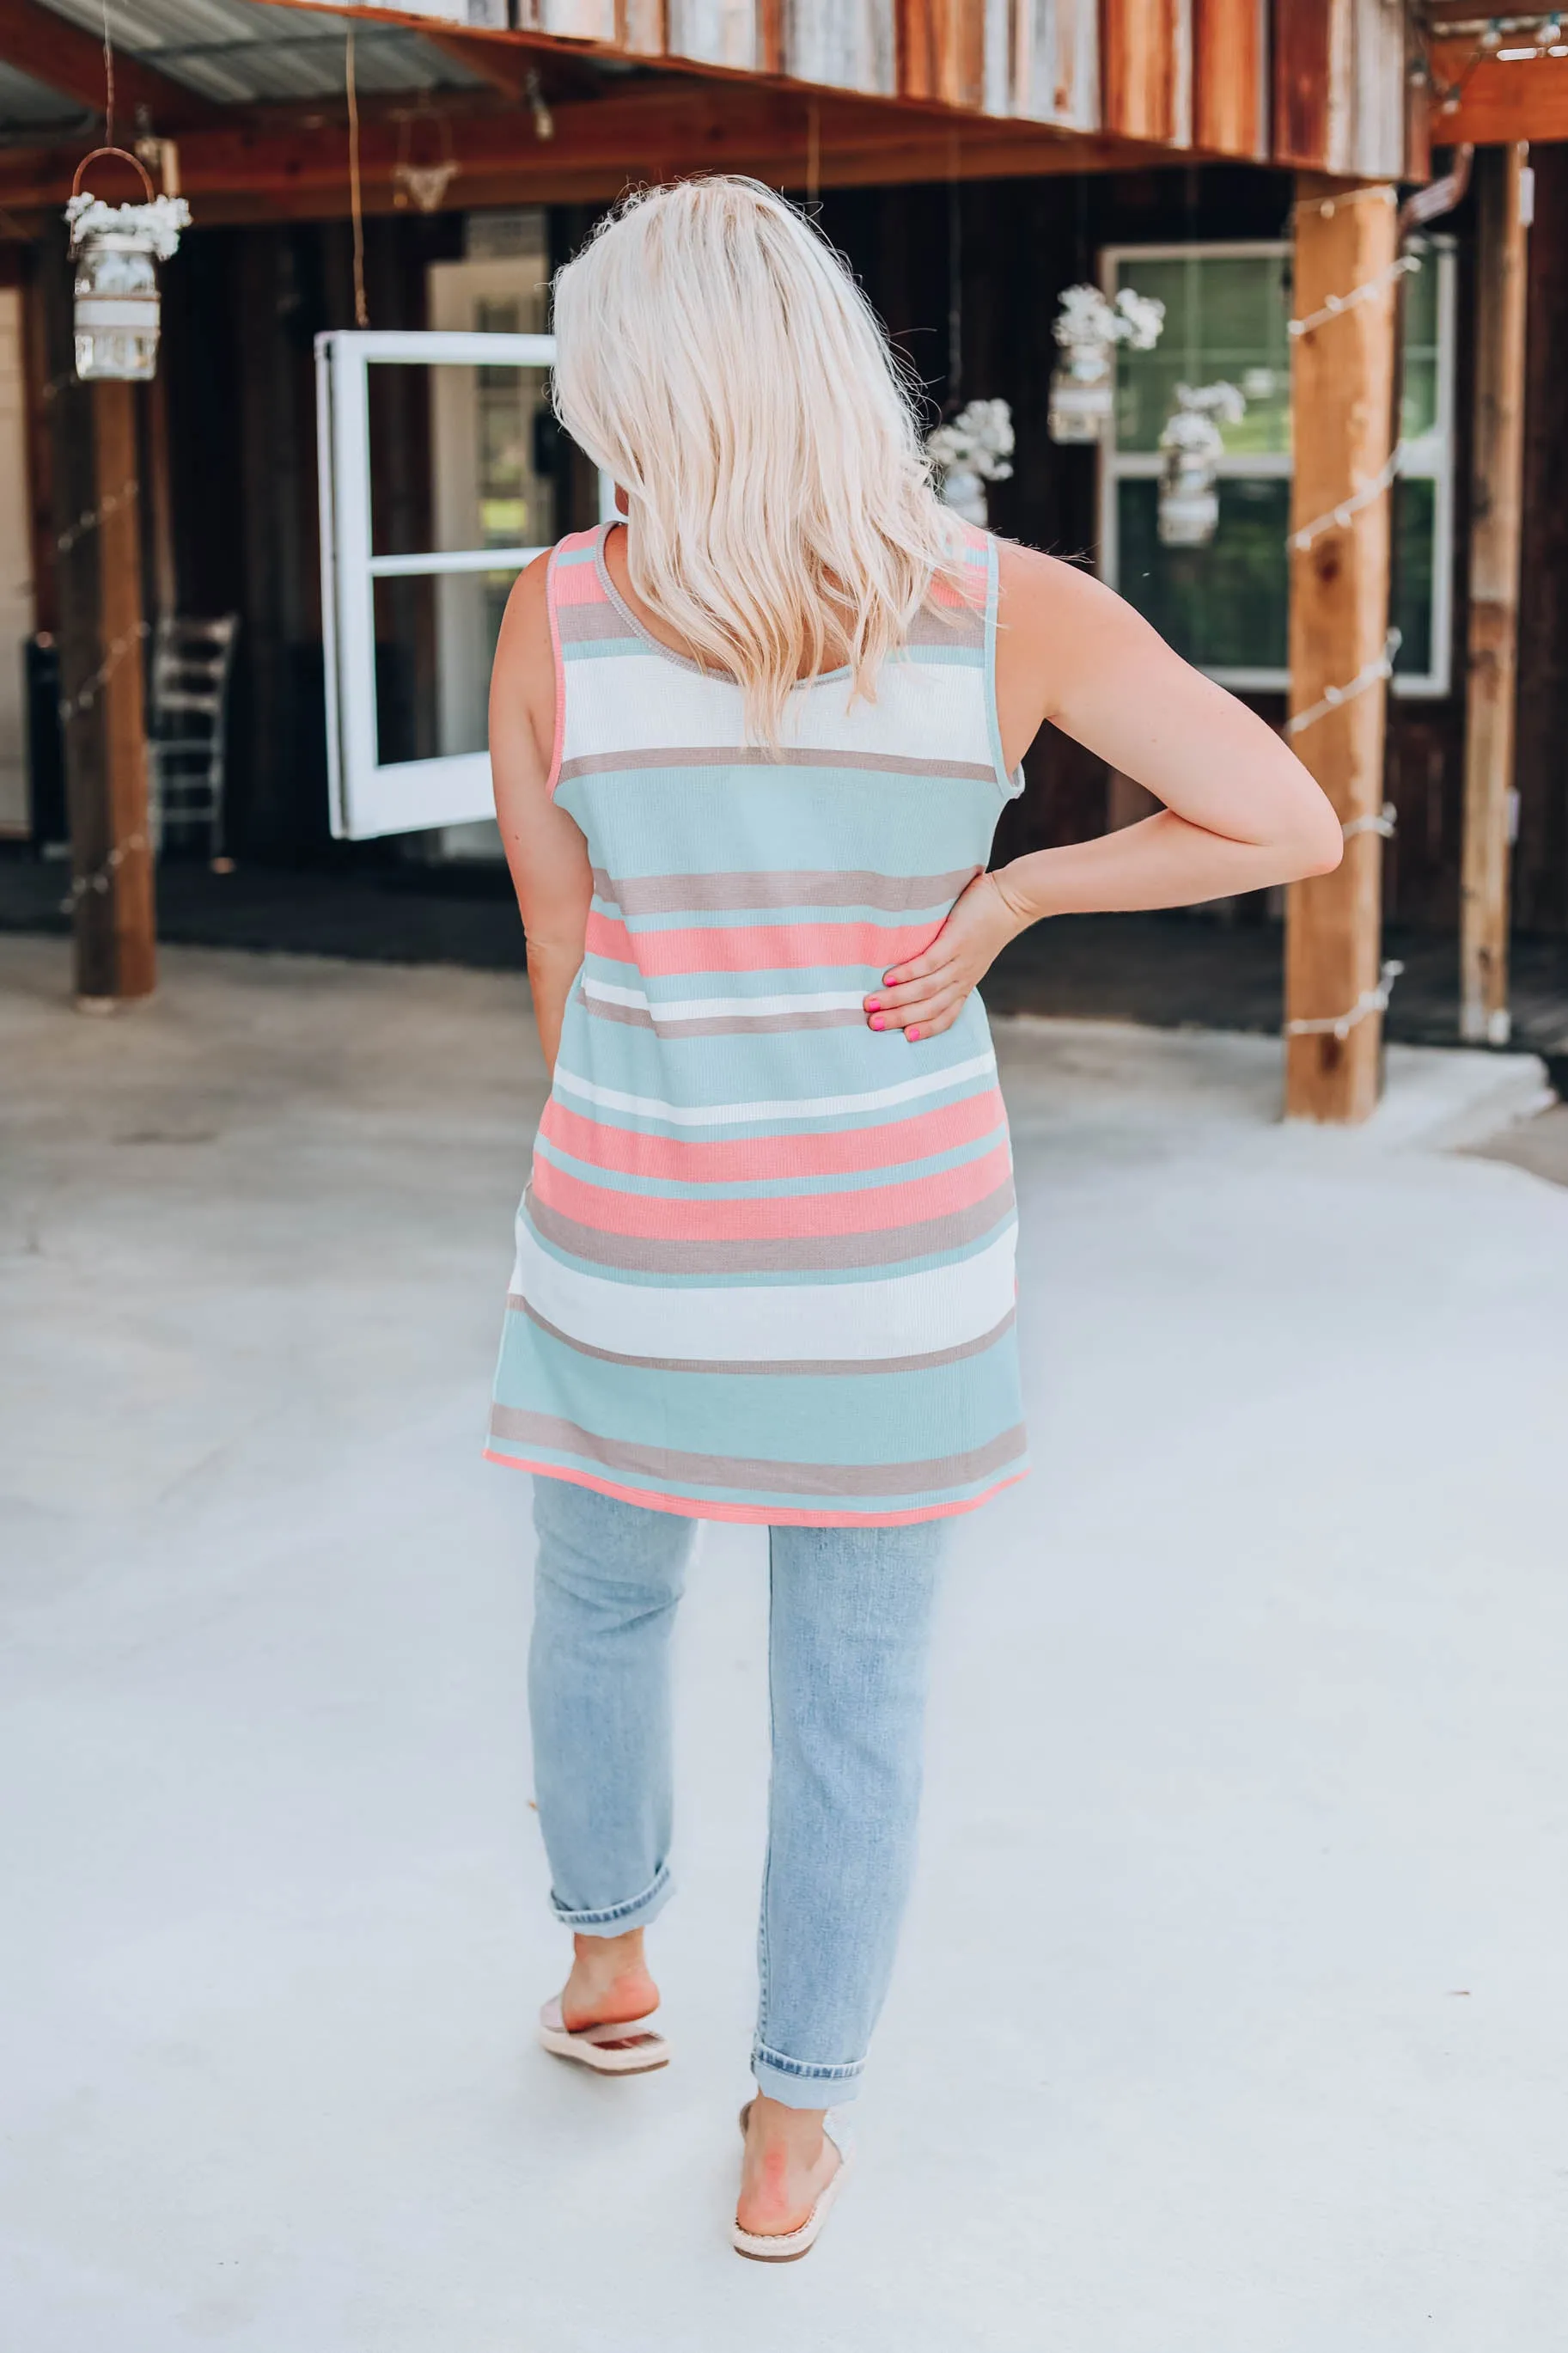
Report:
731,2100,853,2262
536,1994,670,2075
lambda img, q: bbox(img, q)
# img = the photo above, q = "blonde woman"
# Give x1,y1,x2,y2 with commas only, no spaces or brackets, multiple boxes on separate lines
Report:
487,177,1340,2259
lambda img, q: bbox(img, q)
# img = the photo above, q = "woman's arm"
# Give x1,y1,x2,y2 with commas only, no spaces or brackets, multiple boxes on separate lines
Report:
865,542,1345,1042
489,552,595,1073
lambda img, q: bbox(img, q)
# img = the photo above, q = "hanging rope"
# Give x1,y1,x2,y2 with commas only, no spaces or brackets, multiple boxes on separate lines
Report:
346,28,368,328
101,0,115,144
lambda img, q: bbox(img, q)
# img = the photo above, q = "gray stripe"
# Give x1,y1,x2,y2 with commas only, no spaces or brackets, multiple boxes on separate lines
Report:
488,1405,1027,1499
590,865,980,916
558,603,636,645
558,746,999,785
583,997,869,1038
523,1182,1016,1275
510,1295,1017,1377
906,607,983,648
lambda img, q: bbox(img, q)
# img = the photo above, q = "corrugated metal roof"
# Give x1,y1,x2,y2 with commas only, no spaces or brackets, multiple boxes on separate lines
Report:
35,0,491,107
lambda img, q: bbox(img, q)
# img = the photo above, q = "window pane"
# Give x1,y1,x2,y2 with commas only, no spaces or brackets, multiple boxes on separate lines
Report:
1391,476,1435,676
368,358,556,558
373,571,512,764
1118,476,1289,671
1110,251,1290,456
1400,239,1442,442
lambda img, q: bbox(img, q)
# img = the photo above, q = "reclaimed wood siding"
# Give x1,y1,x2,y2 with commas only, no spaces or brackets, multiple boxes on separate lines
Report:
616,0,666,50
522,0,619,37
1193,0,1267,156
1273,0,1406,174
668,0,759,68
1011,0,1099,128
787,0,897,94
898,0,988,109
1103,0,1193,146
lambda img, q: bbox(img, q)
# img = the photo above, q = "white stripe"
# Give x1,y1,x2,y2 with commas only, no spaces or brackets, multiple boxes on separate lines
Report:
552,1050,998,1128
562,651,985,768
583,978,867,1021
513,1219,1018,1362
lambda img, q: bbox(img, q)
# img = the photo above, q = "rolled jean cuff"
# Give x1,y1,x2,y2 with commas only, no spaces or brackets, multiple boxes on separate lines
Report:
549,1861,673,1936
751,2041,864,2110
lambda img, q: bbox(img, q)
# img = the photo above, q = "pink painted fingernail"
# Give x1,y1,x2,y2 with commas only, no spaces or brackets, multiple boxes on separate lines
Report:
866,998,881,1011
870,1015,885,1030
906,1026,920,1042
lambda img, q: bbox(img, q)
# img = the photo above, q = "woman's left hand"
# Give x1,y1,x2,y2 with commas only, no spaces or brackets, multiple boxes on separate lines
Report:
864,870,1025,1042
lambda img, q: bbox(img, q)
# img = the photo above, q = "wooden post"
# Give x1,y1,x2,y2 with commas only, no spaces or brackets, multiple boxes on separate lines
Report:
57,380,156,1006
1460,143,1530,1047
1283,174,1400,1123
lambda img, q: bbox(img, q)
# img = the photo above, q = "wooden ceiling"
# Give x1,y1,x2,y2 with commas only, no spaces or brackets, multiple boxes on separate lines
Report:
0,0,1445,224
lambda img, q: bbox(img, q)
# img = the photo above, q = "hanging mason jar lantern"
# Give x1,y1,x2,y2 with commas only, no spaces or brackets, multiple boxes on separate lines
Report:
924,398,1015,527
1047,284,1165,446
65,149,190,383
1156,382,1246,548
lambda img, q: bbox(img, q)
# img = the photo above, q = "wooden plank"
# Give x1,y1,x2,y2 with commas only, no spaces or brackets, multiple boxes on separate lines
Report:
0,0,216,130
1283,174,1400,1123
617,0,667,56
668,0,759,70
897,0,986,112
1010,0,1099,128
1272,0,1404,174
1103,0,1193,146
1193,0,1266,157
522,0,619,38
1461,144,1530,1047
1431,50,1568,145
786,0,897,96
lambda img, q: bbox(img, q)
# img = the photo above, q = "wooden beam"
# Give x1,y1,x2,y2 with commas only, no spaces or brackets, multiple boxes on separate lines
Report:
1273,0,1406,174
1461,143,1530,1048
1429,48,1568,146
0,87,1171,214
0,0,214,130
898,0,987,113
1283,174,1400,1123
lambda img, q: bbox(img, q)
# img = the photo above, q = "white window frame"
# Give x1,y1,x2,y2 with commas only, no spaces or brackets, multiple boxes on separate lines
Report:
1096,237,1457,699
314,328,615,840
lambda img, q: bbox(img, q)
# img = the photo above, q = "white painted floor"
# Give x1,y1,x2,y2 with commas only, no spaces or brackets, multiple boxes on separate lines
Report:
2,932,1565,2352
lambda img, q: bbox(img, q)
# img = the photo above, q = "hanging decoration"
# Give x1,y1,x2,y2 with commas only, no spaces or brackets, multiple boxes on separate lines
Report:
925,400,1015,527
1156,382,1245,548
65,150,189,382
1047,284,1164,446
393,111,458,212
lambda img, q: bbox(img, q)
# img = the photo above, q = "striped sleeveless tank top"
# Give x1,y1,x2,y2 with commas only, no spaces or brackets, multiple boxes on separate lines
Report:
487,518,1028,1526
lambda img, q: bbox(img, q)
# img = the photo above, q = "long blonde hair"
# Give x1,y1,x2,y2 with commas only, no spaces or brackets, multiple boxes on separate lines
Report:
549,176,967,744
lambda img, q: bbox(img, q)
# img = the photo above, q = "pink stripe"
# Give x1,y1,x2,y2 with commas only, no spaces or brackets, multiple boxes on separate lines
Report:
544,547,567,799
485,1449,1026,1527
539,1087,1007,1184
585,910,941,975
550,536,607,604
530,1140,1010,1241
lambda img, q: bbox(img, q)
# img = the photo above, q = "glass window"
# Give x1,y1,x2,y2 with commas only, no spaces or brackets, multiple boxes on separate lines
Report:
1099,238,1455,697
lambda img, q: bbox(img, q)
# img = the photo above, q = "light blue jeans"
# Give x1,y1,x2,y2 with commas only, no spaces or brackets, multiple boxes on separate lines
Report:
528,1476,947,2108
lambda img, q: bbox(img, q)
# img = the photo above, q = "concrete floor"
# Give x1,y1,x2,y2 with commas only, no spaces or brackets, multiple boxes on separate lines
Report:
2,932,1565,2353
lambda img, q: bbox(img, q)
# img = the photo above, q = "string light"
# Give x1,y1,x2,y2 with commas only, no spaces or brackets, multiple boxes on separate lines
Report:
1284,630,1401,740
1288,443,1407,554
1284,959,1404,1042
56,618,149,724
1289,254,1421,341
55,474,137,555
59,828,147,914
1341,801,1398,842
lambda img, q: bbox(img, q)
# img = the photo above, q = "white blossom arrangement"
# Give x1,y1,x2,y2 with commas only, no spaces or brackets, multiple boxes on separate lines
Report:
65,191,191,259
1052,284,1165,363
924,397,1016,485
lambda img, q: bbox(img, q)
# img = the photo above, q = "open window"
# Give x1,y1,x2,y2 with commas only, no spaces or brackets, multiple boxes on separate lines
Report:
1097,237,1457,698
315,326,613,840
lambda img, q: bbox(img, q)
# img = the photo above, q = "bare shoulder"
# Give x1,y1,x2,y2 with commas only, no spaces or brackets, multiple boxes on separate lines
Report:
996,536,1126,638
